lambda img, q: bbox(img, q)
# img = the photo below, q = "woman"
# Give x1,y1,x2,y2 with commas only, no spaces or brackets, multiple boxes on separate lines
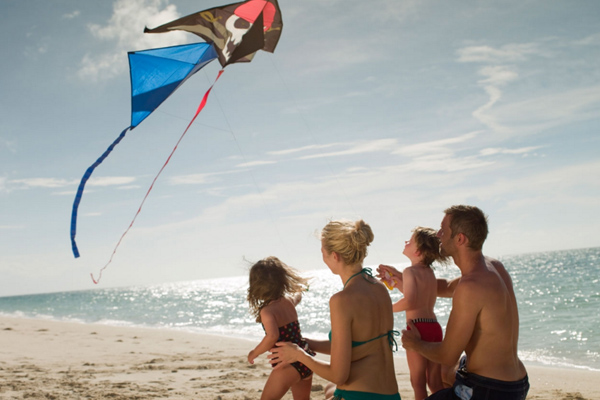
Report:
270,219,401,400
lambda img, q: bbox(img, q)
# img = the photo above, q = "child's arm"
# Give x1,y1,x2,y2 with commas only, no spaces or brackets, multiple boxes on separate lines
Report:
437,277,460,298
391,267,417,312
247,309,279,364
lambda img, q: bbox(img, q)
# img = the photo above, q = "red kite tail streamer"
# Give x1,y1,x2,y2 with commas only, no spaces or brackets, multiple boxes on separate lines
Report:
91,69,225,284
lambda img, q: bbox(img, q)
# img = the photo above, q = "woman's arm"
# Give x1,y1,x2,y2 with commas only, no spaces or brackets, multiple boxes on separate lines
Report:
304,337,331,355
247,309,279,364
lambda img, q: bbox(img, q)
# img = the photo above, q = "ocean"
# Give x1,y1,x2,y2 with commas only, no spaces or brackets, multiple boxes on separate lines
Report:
1,247,598,371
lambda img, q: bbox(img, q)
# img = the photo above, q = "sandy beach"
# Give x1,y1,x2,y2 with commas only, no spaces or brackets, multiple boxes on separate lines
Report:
0,317,597,400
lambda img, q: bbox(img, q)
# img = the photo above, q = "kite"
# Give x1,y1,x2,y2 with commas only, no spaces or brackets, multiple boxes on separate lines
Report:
70,0,283,283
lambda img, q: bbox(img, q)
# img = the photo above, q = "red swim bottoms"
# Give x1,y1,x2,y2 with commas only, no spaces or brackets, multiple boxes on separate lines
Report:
407,318,443,342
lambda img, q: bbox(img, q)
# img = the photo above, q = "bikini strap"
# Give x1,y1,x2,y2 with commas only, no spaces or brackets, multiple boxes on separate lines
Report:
343,267,374,289
387,330,400,352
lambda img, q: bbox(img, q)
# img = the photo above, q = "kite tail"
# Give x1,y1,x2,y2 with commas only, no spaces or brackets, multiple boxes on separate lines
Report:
70,127,131,258
91,69,225,284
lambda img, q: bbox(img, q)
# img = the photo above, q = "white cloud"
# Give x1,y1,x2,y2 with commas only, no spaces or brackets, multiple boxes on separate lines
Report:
298,139,398,160
63,10,80,19
392,131,481,157
7,176,135,190
457,43,542,64
10,178,77,188
236,160,277,168
78,0,190,81
478,65,518,86
480,85,600,136
87,176,136,186
268,143,340,156
480,146,542,156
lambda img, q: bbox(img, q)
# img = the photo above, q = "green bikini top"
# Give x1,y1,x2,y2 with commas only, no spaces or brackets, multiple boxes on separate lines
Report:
328,268,399,351
328,329,399,350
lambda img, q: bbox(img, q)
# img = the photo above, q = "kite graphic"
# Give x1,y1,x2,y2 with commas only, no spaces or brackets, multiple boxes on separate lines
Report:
70,0,282,283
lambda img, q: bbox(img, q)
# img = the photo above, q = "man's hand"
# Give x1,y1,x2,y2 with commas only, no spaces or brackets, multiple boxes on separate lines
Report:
401,320,422,351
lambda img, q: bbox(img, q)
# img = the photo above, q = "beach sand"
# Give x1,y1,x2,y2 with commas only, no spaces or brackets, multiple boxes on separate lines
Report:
0,317,597,400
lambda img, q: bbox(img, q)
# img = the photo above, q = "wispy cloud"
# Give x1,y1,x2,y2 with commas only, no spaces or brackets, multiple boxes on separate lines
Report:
235,160,277,168
269,143,340,156
392,131,481,157
298,138,398,160
480,146,543,156
6,176,135,190
78,0,189,81
62,10,80,19
10,178,77,189
457,43,543,64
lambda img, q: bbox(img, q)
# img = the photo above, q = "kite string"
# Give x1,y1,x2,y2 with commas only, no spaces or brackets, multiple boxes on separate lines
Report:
91,69,225,284
209,76,290,260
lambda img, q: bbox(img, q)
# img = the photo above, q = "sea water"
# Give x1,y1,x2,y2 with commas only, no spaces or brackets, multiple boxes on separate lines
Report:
0,247,598,371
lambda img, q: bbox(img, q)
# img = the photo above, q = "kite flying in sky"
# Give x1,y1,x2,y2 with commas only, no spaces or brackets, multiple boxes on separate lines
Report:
70,0,283,283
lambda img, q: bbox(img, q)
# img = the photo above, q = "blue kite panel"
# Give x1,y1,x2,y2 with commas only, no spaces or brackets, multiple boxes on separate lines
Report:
128,42,217,127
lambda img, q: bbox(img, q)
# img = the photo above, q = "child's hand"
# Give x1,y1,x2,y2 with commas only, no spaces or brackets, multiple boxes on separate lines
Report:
247,349,257,364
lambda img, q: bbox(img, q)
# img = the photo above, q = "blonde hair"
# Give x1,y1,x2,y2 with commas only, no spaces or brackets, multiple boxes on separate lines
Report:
247,256,308,322
321,219,374,266
412,226,450,266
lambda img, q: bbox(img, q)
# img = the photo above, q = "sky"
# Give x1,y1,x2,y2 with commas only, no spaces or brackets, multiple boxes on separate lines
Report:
1,0,599,296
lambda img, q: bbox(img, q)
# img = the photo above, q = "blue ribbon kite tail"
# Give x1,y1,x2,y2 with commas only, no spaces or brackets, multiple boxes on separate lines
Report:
70,126,131,258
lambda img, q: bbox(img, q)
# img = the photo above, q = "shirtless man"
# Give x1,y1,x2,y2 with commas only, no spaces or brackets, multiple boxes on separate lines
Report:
401,205,529,400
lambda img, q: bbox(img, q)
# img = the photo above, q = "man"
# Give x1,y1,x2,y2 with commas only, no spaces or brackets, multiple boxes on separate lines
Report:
401,205,529,400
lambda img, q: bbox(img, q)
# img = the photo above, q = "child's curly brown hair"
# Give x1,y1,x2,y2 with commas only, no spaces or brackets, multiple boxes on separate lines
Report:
247,256,309,322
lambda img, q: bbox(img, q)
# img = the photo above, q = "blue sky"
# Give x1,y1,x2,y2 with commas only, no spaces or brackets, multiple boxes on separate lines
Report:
1,0,599,296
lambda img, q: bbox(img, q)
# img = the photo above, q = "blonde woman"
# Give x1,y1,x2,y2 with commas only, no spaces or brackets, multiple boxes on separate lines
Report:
270,220,401,400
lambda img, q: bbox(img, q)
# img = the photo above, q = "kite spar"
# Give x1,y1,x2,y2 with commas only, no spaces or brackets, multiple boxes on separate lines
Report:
69,0,283,283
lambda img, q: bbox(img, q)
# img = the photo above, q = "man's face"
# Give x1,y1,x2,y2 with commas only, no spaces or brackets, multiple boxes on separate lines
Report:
437,214,454,257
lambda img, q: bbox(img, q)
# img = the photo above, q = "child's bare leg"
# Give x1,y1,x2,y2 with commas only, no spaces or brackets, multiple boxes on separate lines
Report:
290,374,312,400
426,360,444,394
407,349,429,400
261,364,301,400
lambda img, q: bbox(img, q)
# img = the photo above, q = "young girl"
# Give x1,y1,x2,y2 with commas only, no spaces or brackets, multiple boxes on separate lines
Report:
378,227,450,400
247,256,315,400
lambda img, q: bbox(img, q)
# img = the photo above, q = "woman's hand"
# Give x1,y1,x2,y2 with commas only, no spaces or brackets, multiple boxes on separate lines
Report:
268,342,301,368
377,264,404,291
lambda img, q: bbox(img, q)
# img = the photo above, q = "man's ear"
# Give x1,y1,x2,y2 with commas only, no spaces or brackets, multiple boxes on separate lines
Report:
456,232,468,247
